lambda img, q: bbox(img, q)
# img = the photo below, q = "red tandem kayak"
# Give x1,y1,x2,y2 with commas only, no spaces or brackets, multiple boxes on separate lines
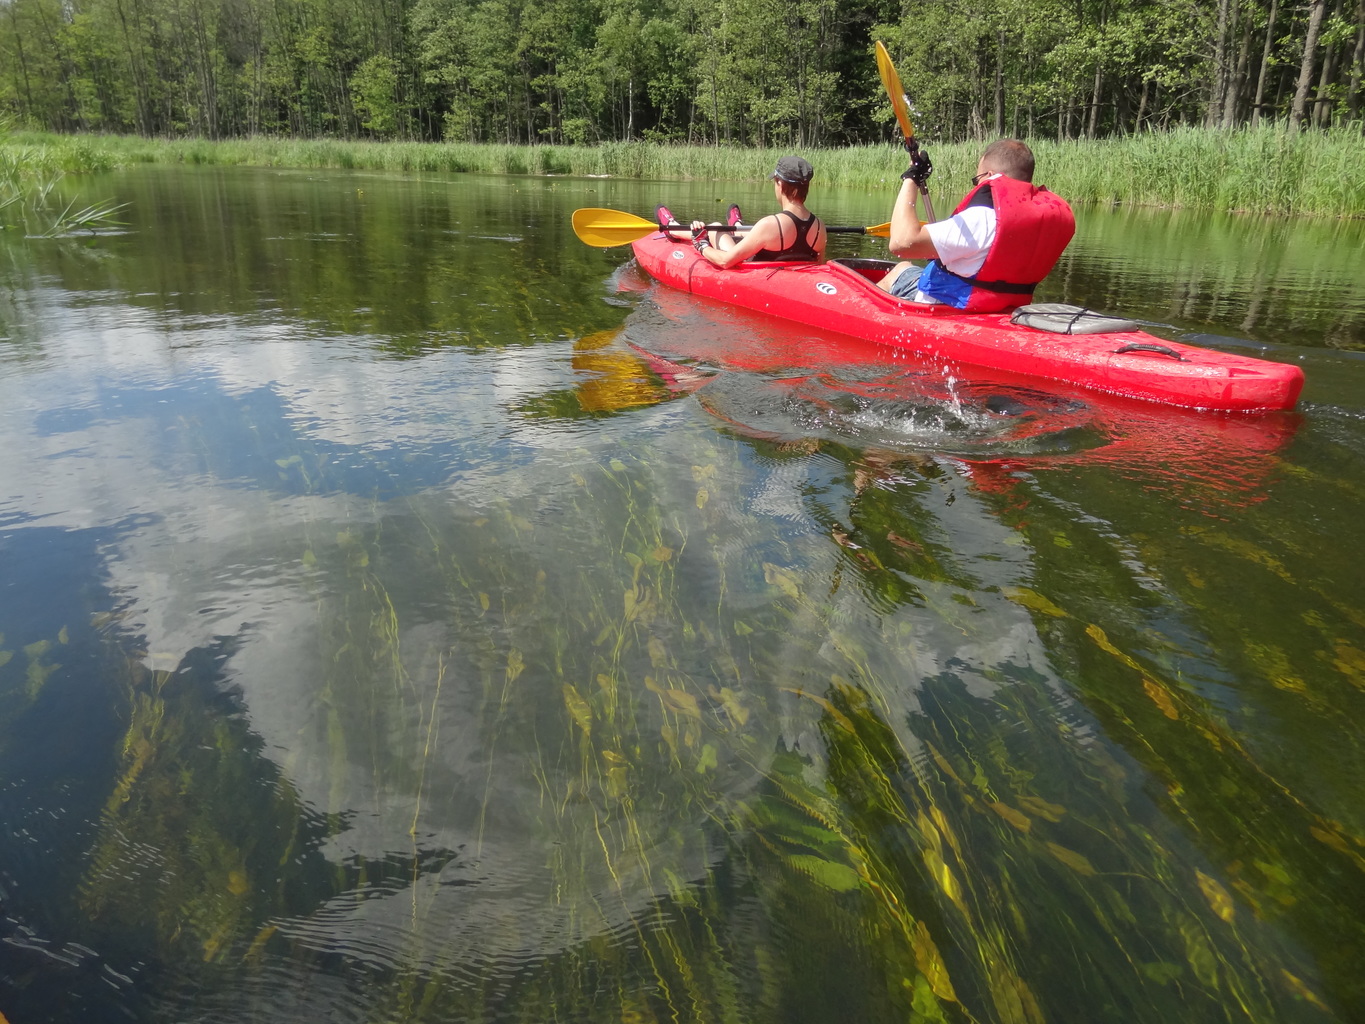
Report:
629,233,1304,412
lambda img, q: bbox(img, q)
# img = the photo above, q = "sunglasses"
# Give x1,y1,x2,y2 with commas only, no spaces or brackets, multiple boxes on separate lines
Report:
971,172,992,186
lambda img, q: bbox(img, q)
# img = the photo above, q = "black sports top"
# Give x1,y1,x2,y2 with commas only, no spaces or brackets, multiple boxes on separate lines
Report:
751,210,822,262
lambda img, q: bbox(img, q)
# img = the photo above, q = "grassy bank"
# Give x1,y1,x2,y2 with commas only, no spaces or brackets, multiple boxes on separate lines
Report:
3,124,1363,218
0,124,125,235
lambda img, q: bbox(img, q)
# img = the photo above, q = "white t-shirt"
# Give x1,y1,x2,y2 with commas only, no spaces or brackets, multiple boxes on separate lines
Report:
911,202,998,304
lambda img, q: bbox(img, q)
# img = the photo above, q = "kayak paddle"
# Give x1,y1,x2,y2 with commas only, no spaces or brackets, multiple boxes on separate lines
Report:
875,41,936,221
572,208,891,249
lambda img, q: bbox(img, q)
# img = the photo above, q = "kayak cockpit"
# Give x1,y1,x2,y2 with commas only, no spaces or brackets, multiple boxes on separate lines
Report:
828,257,897,287
825,257,964,315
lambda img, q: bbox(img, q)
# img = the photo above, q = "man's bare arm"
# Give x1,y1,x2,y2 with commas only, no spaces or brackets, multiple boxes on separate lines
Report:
888,179,938,258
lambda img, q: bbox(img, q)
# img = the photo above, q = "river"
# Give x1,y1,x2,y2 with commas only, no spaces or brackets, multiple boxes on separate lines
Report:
0,165,1362,1023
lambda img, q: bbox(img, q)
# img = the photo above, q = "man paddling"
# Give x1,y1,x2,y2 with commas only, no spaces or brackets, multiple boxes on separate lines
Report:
660,156,827,268
878,139,1074,312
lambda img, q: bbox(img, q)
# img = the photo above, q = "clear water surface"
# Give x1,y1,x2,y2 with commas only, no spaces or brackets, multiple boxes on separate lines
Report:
1,166,1363,1023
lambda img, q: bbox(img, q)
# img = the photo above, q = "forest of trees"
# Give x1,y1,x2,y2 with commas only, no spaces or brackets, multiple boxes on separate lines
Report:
1,0,1362,146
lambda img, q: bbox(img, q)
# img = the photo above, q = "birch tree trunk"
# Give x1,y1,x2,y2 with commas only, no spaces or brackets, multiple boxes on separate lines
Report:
1312,0,1345,125
1209,0,1231,125
1291,0,1327,127
1252,0,1280,124
1349,0,1365,121
1088,66,1102,137
994,30,1005,136
1222,0,1249,125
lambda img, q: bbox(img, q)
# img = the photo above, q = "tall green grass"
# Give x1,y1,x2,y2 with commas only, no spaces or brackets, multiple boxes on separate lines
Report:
1032,124,1365,217
3,123,1362,217
0,120,125,234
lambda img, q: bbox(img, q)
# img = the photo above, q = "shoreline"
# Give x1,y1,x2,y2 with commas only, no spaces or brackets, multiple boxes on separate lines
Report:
4,126,1363,219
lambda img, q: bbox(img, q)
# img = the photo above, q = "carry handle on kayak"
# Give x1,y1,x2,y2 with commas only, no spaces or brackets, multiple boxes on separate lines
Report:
1115,343,1188,362
572,208,891,248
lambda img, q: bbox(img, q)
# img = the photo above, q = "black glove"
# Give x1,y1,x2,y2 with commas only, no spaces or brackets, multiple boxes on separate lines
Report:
901,144,932,188
692,234,711,254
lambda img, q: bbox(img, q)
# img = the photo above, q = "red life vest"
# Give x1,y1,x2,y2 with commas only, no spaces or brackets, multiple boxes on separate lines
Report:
918,176,1076,313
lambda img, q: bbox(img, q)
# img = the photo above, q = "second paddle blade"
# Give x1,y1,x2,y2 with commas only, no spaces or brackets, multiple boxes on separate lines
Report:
571,208,661,248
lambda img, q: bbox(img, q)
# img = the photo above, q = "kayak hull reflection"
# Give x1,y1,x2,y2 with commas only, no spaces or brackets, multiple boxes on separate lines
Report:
629,234,1304,412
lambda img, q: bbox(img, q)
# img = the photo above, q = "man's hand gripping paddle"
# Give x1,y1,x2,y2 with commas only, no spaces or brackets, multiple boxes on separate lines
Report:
875,41,936,222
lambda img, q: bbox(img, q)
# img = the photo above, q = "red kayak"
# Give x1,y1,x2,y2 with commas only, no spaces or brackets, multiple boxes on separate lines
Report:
629,233,1304,412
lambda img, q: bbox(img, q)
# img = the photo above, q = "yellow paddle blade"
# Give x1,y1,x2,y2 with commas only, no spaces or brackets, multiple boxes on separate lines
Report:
866,222,891,238
875,41,916,142
572,207,661,247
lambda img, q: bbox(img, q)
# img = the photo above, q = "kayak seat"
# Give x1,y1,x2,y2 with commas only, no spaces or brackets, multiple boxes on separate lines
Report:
1010,303,1139,335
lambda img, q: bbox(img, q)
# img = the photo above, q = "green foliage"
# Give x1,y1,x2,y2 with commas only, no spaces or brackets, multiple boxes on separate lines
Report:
3,0,1354,145
350,56,402,136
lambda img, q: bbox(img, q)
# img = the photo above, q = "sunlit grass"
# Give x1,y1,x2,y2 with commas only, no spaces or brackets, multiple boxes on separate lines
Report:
2,123,1362,217
1032,123,1365,217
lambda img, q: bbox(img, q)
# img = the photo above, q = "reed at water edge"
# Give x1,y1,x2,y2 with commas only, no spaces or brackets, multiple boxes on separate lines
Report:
2,122,1363,218
0,119,126,234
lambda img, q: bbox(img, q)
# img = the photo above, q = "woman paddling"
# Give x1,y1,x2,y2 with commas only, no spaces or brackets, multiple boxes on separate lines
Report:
659,156,827,268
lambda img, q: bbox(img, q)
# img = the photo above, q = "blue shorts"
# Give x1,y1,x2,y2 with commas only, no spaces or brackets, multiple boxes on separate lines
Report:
888,264,923,299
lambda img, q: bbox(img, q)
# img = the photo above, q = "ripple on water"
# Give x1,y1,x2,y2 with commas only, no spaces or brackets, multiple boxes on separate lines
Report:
621,293,1120,460
692,368,1109,460
261,825,719,1003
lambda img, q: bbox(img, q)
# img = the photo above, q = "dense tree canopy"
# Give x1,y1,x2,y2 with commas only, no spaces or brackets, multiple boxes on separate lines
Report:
1,0,1361,142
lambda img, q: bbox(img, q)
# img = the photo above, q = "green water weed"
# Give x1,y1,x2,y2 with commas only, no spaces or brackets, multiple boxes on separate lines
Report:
58,427,1352,1022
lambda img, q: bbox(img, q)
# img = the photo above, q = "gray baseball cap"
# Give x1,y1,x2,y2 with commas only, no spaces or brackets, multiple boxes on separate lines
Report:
771,156,814,184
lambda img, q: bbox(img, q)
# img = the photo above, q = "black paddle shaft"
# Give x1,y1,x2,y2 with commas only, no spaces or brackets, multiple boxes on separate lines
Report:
662,222,874,236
